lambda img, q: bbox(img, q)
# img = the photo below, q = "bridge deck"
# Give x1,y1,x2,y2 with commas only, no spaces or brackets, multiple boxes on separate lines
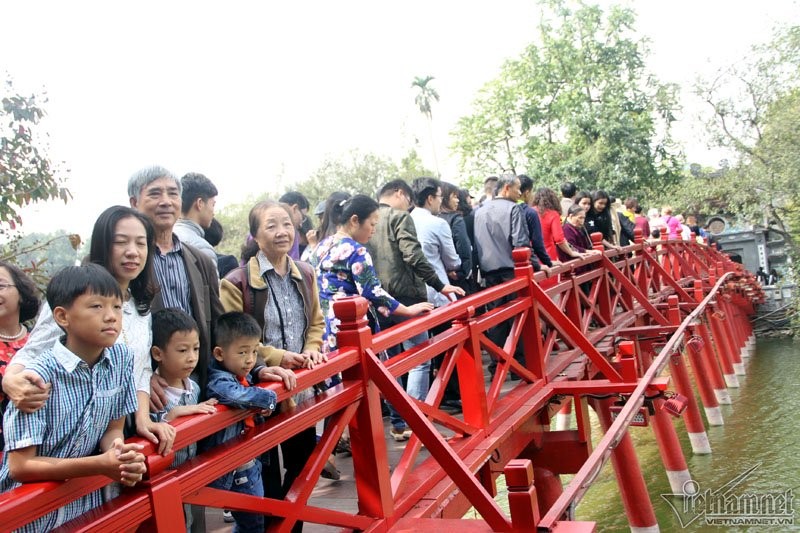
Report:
208,357,511,532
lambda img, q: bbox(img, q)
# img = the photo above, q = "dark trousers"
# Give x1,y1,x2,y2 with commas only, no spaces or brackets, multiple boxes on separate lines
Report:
261,426,317,532
429,321,460,403
483,269,526,373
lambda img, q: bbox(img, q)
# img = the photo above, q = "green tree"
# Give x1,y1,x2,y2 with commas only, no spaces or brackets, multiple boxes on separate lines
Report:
451,0,683,200
214,150,434,258
291,149,434,211
214,194,265,259
1,78,73,288
693,25,799,241
1,79,70,234
412,75,441,177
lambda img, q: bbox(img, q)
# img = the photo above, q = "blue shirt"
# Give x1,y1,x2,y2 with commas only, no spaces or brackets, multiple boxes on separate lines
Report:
0,341,138,532
204,364,277,449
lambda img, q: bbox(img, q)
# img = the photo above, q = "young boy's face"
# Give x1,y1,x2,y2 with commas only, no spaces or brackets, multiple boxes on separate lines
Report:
213,336,260,378
54,292,123,349
152,329,200,381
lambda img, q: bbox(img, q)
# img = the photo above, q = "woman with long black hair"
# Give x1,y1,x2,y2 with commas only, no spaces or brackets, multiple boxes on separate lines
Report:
584,190,620,250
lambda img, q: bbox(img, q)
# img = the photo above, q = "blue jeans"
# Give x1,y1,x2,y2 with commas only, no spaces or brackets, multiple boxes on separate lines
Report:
380,312,430,430
210,459,264,533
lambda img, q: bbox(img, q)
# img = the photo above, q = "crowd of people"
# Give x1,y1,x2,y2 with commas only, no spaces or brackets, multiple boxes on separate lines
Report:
0,167,712,532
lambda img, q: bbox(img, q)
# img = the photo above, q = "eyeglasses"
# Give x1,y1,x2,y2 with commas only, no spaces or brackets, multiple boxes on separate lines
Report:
0,283,16,292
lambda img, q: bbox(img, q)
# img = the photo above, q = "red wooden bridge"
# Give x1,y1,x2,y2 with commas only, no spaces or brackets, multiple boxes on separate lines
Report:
0,230,762,532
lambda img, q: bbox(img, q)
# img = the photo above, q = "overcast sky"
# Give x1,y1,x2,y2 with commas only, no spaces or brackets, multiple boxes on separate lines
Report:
2,0,798,239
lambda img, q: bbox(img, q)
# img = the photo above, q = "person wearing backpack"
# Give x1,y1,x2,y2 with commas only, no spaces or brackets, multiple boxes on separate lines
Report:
220,199,326,532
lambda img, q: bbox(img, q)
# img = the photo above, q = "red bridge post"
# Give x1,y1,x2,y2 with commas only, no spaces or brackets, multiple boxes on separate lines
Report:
333,296,395,519
505,459,540,530
590,397,658,532
692,280,731,406
625,340,691,494
666,296,712,454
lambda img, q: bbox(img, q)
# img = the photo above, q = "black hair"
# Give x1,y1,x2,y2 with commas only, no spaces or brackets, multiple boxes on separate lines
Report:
633,205,643,215
0,261,41,323
46,264,122,311
180,173,218,215
457,188,473,217
411,177,441,207
89,205,157,315
214,311,262,349
324,194,378,232
318,192,352,240
440,181,459,208
483,176,499,196
151,307,199,350
278,191,310,210
241,200,295,263
590,190,611,213
575,190,591,205
377,179,413,200
518,175,534,194
204,218,224,247
561,182,577,198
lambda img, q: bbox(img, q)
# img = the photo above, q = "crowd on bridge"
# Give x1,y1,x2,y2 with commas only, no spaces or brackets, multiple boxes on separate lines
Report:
0,167,713,532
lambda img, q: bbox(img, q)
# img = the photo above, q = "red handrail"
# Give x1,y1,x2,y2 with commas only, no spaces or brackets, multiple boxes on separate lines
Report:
0,234,760,532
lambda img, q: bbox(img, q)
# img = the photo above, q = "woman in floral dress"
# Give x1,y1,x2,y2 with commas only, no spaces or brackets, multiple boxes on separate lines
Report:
310,194,433,352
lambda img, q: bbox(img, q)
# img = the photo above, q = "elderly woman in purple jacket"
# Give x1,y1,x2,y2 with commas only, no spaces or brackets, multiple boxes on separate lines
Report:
560,204,602,274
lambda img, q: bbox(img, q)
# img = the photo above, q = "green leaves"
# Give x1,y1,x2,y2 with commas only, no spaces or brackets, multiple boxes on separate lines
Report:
1,78,70,236
451,0,682,199
411,75,439,120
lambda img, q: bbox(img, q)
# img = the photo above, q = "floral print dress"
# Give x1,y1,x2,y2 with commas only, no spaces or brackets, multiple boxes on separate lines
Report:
310,235,399,352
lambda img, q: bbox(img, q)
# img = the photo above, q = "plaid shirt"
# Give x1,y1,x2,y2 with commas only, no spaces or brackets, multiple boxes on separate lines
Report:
152,236,192,314
256,252,306,353
0,341,138,532
150,375,200,468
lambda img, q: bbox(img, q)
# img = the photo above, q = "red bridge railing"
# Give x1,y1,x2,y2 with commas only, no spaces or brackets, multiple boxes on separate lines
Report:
0,230,763,532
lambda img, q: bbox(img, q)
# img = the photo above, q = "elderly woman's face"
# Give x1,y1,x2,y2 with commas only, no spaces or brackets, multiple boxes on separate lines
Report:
568,210,586,227
255,206,295,259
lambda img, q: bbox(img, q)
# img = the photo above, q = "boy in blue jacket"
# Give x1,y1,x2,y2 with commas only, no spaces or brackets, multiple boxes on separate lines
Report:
205,312,277,533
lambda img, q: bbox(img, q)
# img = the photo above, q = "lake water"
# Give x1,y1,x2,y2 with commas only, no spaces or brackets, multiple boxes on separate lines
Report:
575,337,800,531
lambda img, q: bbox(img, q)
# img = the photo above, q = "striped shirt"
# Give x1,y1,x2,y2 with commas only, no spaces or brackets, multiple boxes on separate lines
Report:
0,341,138,532
150,375,200,468
256,252,306,353
152,236,192,315
13,295,153,393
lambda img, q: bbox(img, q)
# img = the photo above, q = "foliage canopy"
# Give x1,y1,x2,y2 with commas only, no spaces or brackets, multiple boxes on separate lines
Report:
451,0,683,200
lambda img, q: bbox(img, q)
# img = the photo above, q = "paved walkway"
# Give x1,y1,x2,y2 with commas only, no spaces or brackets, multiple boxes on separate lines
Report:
206,359,515,532
206,417,434,532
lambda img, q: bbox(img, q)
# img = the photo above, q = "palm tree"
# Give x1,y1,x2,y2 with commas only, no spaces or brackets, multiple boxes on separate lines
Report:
412,75,440,177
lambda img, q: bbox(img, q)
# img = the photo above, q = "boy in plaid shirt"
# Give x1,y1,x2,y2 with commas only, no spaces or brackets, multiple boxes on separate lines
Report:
0,265,145,532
